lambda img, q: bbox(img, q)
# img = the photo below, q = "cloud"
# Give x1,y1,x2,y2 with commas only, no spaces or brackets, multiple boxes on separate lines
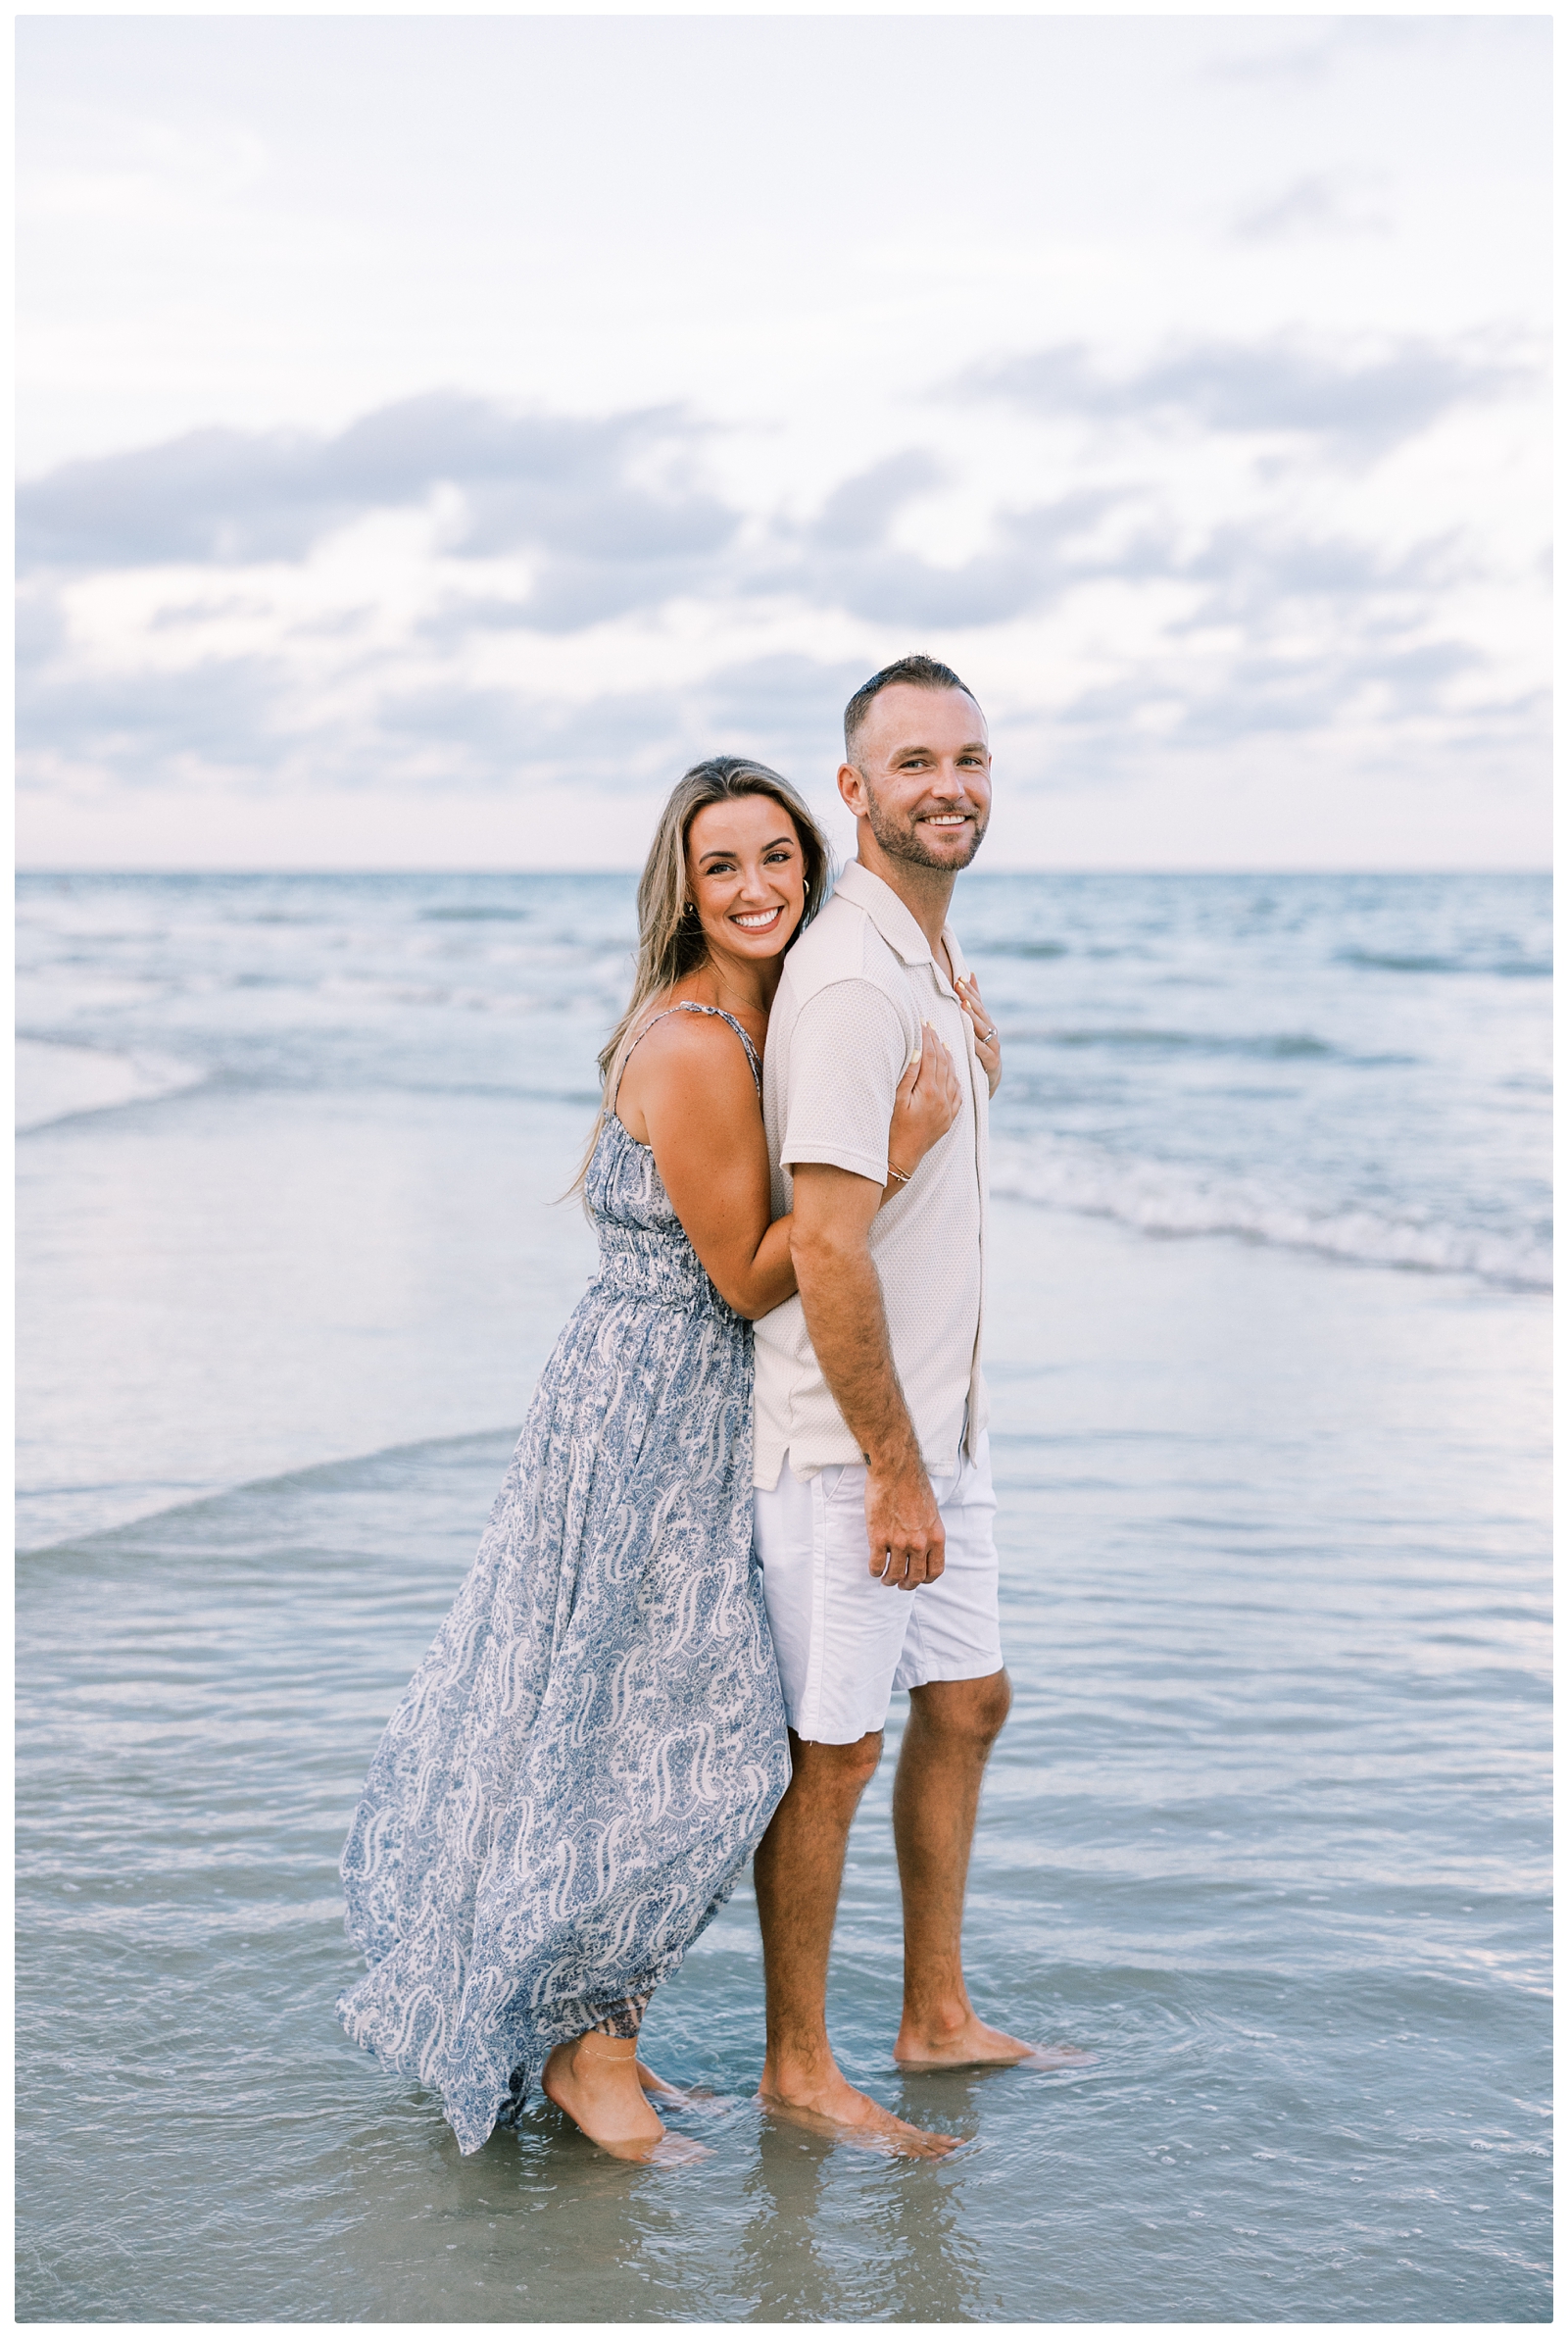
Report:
15,599,869,799
20,352,1528,644
808,452,948,551
1054,632,1495,758
1174,640,1485,746
17,391,739,574
18,648,294,782
769,480,1128,628
380,680,695,791
1232,172,1391,243
382,662,861,798
702,652,866,750
19,425,333,569
958,332,1534,459
15,367,1544,822
1170,525,1463,629
1204,21,1368,85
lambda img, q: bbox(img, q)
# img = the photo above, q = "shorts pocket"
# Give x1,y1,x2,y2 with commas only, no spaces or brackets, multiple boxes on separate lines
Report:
820,1463,867,1512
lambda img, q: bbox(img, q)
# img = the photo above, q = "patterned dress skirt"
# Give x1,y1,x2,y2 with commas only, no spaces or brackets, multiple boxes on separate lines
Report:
337,1111,791,2154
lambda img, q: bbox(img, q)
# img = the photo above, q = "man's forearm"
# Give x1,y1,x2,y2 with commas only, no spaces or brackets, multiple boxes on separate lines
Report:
792,1227,919,1467
789,1163,944,1586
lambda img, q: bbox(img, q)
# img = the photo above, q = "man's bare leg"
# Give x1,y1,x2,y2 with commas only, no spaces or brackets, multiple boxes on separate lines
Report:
754,1728,956,2156
892,1670,1083,2068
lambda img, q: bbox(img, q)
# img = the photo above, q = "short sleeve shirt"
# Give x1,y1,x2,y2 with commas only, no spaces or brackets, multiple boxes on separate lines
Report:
753,860,989,1489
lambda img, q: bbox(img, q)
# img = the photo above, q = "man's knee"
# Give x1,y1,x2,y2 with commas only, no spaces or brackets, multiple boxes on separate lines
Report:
909,1667,1011,1752
788,1727,884,1806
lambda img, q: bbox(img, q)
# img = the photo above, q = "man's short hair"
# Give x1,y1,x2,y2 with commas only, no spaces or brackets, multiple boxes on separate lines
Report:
843,654,982,761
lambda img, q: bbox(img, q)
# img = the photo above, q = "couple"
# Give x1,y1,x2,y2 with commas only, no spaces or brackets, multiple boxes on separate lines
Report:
339,655,1050,2165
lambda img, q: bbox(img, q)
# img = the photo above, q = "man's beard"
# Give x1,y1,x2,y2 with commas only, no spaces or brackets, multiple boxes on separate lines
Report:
862,783,989,871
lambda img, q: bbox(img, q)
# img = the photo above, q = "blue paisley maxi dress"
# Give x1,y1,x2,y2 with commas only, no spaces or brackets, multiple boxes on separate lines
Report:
337,1006,791,2155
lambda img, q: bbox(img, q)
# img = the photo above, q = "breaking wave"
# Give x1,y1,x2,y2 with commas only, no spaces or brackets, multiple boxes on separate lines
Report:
989,1135,1550,1291
17,1039,206,1133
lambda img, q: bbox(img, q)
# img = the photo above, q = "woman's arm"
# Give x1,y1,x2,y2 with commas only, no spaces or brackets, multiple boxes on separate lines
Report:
630,1015,790,1318
624,1018,960,1320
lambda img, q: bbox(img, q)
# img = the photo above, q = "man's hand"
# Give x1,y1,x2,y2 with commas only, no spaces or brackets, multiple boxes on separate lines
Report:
865,1452,945,1590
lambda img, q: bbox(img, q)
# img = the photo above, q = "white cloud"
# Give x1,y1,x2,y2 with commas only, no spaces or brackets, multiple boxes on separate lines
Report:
1231,172,1393,244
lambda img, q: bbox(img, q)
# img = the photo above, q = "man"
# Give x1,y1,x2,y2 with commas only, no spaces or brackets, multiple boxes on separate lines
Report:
751,653,1052,2157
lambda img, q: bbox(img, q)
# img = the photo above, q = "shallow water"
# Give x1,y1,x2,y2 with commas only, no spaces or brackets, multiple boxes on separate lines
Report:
15,873,1551,2319
18,1203,1549,2320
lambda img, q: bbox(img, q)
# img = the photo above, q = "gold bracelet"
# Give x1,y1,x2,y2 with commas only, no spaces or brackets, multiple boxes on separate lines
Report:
887,1164,912,1186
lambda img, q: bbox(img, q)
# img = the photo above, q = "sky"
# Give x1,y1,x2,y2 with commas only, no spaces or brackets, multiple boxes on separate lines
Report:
16,12,1551,872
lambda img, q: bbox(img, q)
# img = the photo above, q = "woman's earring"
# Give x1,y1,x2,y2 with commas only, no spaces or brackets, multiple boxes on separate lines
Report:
682,901,697,919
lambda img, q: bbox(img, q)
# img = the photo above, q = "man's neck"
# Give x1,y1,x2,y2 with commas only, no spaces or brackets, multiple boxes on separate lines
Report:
855,837,956,960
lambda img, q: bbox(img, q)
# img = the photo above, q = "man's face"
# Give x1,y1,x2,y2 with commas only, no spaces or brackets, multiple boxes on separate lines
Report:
840,684,992,872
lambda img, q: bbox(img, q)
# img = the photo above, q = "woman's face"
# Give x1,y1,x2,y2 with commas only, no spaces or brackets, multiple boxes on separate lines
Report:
685,796,808,964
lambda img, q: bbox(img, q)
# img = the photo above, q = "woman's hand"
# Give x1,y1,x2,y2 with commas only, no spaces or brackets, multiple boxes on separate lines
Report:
955,972,1002,1097
885,1022,962,1193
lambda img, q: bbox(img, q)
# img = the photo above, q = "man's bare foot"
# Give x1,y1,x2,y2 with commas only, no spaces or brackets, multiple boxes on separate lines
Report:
893,2013,1094,2071
543,2034,710,2164
758,2064,959,2160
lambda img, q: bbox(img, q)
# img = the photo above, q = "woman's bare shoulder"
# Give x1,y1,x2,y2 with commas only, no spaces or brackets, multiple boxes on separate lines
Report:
615,1001,761,1129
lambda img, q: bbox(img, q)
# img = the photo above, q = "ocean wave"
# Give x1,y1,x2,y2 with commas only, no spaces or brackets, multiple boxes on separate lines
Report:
17,1038,206,1133
1336,949,1552,978
1019,1026,1344,1061
420,906,533,922
989,1136,1551,1291
1001,1026,1415,1066
974,937,1069,960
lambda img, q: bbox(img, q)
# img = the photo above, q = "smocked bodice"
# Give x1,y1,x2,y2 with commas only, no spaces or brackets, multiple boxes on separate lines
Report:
584,1112,739,1316
582,1001,760,1318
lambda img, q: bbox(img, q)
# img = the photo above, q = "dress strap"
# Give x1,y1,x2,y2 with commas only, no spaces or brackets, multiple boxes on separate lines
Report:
614,1001,762,1101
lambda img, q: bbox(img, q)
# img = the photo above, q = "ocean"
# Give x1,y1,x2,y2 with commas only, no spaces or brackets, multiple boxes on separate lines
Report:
16,870,1550,2321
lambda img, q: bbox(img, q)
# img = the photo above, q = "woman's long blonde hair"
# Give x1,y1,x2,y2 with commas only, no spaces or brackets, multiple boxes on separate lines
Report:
570,755,832,1196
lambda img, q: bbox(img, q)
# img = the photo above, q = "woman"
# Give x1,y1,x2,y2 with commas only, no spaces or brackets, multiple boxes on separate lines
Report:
337,756,967,2165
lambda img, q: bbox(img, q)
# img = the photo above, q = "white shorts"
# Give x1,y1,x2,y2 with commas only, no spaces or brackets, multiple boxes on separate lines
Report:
753,1434,1004,1745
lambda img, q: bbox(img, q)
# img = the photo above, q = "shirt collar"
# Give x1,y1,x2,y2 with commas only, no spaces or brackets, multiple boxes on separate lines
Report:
832,859,964,985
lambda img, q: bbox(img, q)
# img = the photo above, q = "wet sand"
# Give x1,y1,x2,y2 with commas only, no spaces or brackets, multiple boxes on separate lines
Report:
17,1192,1550,2320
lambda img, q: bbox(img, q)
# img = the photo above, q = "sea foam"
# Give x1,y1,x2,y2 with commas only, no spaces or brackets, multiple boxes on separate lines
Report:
989,1134,1551,1291
16,1038,205,1133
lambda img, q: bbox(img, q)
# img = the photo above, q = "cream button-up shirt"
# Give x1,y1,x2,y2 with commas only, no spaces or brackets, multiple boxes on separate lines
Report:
753,860,989,1490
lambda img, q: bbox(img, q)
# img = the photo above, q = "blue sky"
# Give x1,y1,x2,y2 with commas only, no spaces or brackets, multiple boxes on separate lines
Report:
17,14,1549,871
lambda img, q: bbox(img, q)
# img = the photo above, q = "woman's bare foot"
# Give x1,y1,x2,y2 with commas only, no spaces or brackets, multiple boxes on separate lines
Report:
758,2061,959,2159
543,2033,709,2164
893,2011,1093,2071
635,2062,733,2114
